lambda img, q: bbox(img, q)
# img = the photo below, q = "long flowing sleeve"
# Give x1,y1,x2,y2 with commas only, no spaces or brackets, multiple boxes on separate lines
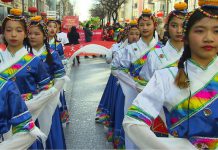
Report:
119,46,131,73
139,52,155,81
51,51,66,79
111,47,125,70
35,59,53,91
56,43,65,60
8,82,34,134
123,117,196,149
123,71,196,149
0,81,46,149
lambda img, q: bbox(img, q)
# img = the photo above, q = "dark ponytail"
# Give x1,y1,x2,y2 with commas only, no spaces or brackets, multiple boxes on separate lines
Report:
24,37,33,54
44,39,53,66
175,44,191,88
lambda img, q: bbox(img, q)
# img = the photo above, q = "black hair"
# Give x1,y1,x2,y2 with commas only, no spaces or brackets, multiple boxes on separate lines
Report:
175,6,218,88
138,13,154,25
70,26,77,33
165,10,186,38
2,16,29,47
56,20,62,32
29,21,53,66
138,13,156,38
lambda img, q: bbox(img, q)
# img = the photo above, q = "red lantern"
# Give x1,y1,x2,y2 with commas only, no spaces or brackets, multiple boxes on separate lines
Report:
40,12,47,16
28,7,38,13
156,11,164,17
1,0,13,2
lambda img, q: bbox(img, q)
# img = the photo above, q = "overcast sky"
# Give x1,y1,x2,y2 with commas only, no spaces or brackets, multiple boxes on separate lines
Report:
70,0,95,21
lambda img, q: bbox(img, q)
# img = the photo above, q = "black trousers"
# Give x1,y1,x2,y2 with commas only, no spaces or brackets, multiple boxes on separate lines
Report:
73,56,80,64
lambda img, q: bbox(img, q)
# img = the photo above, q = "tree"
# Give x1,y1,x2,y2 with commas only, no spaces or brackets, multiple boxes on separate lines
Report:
90,0,128,23
93,0,127,24
90,4,106,26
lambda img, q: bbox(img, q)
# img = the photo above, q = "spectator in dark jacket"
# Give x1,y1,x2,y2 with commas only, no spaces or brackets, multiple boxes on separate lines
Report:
84,23,93,42
68,26,80,65
83,24,93,58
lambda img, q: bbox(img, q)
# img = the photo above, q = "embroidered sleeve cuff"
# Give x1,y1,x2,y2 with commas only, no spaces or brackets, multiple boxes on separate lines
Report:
39,80,54,91
54,68,66,78
133,76,148,86
11,111,35,134
111,66,118,70
127,105,154,127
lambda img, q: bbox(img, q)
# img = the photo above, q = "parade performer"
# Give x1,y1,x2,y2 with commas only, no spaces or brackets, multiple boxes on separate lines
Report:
0,8,58,149
139,2,187,83
136,2,188,137
28,16,68,149
95,21,140,148
0,77,46,149
47,18,70,124
117,9,160,149
47,18,65,59
123,0,218,149
111,20,140,72
110,21,140,149
95,29,126,126
106,28,125,64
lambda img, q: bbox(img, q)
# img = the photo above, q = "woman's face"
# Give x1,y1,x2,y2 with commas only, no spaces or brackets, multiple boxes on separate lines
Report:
4,20,26,48
47,22,57,37
168,16,184,42
188,17,218,61
138,17,155,38
128,27,140,44
28,26,44,49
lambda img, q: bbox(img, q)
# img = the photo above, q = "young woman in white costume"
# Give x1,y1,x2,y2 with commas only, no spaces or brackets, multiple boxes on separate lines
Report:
111,20,140,72
139,2,187,85
123,0,218,149
95,22,140,148
135,2,188,138
115,9,160,149
106,29,126,64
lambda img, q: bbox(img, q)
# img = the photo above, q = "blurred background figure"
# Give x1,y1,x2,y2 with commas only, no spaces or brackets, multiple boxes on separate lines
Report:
68,26,80,65
56,20,69,46
83,23,93,58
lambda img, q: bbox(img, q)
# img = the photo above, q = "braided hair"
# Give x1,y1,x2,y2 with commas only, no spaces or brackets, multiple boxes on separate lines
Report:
29,21,53,66
175,6,218,88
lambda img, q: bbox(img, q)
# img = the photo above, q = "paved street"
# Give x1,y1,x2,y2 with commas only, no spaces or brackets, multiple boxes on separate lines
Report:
64,57,113,149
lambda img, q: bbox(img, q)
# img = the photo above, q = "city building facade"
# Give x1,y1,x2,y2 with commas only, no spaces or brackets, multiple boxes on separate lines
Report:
118,0,198,23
